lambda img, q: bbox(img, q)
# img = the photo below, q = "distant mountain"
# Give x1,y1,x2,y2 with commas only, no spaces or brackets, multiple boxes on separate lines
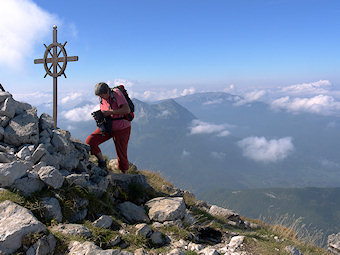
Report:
57,92,340,193
198,186,340,244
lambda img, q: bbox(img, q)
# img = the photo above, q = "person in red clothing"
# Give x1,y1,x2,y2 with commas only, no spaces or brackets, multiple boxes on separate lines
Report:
85,82,131,173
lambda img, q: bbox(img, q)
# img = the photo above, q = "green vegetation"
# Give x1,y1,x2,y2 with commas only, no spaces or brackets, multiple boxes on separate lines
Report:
199,186,340,245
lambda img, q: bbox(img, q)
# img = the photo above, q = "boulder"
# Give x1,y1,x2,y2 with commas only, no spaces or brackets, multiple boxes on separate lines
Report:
26,233,56,255
209,205,240,221
0,97,16,118
66,173,90,187
41,197,63,222
199,247,220,255
51,224,91,238
16,145,32,161
0,151,16,163
0,160,30,187
168,249,186,255
39,113,54,131
93,215,113,229
117,201,150,224
38,166,64,189
4,108,39,146
0,126,4,141
107,173,152,193
51,129,74,154
32,144,47,164
329,233,340,254
145,197,186,222
135,223,153,238
150,231,169,246
0,200,46,255
13,175,45,196
0,92,11,103
67,241,120,255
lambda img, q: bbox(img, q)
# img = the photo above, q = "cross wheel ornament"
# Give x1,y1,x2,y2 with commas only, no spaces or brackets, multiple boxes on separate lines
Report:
43,41,68,78
34,25,78,128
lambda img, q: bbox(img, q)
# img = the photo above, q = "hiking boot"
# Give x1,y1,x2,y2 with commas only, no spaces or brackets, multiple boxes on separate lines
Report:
98,160,107,170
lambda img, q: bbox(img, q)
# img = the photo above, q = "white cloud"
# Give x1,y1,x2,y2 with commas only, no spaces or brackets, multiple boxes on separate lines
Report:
62,104,99,122
237,136,294,163
210,151,226,159
133,87,196,102
182,149,191,157
189,120,231,136
271,95,340,115
12,91,52,105
280,80,331,95
203,99,223,105
0,0,57,69
235,90,266,106
181,87,196,96
108,79,134,88
156,110,171,118
223,84,235,93
61,92,83,104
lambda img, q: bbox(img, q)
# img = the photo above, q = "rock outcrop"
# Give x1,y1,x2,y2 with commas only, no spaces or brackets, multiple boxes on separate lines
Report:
0,92,327,254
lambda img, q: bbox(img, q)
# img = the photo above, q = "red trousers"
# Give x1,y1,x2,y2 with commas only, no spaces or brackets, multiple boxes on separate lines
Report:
85,126,131,171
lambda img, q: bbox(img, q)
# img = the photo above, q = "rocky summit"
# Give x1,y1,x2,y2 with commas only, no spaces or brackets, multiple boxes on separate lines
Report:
0,92,335,255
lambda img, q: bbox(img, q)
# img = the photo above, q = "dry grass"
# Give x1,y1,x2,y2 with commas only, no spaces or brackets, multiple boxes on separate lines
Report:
262,213,326,247
139,170,175,194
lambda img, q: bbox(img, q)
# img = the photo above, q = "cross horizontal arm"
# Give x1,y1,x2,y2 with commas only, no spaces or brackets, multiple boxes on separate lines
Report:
34,56,79,64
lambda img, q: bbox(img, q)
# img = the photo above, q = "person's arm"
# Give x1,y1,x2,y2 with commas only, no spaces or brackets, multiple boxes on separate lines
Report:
102,103,130,116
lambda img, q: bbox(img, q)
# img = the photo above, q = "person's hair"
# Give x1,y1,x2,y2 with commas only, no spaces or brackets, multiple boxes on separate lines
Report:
94,82,110,96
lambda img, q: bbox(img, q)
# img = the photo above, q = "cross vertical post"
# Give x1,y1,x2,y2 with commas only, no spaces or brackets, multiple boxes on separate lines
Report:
53,26,58,128
34,25,79,128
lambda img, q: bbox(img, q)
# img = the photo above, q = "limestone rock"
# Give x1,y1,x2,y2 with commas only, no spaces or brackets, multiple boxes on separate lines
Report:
199,247,220,255
0,126,4,141
117,201,150,224
13,175,45,196
135,223,153,238
0,97,16,118
16,145,32,161
0,92,12,103
39,113,54,131
41,197,63,222
0,151,16,163
93,215,113,229
0,200,46,255
67,241,120,255
328,233,340,254
66,173,90,187
32,144,47,164
209,205,240,221
26,233,56,255
145,197,186,222
4,108,39,146
38,166,64,189
51,224,91,238
168,248,186,255
150,231,169,246
107,173,152,193
0,160,30,187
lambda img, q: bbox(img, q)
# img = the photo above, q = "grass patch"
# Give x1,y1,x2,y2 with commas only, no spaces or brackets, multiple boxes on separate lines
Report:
139,170,175,195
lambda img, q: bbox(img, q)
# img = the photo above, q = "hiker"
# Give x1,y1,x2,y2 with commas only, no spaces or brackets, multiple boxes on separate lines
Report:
85,82,131,173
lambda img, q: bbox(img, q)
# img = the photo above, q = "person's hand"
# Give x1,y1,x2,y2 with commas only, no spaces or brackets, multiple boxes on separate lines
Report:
102,110,113,117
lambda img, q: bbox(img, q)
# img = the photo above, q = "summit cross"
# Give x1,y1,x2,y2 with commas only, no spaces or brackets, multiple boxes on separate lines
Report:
34,25,79,128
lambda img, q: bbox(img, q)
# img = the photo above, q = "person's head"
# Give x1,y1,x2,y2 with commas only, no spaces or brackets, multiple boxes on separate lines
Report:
95,82,110,99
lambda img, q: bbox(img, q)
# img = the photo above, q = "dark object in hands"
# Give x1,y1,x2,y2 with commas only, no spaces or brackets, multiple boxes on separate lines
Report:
91,110,112,135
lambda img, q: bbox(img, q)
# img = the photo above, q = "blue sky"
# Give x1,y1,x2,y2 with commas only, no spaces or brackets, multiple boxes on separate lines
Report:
1,0,340,114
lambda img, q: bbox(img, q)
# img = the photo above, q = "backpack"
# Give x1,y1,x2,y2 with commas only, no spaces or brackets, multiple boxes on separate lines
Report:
101,85,135,121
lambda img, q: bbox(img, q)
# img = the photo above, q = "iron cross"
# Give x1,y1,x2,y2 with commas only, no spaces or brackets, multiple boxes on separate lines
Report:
34,25,78,128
